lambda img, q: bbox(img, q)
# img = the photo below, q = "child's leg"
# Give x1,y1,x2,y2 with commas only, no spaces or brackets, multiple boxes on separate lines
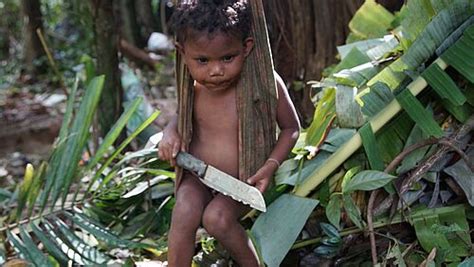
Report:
168,174,212,266
202,195,258,267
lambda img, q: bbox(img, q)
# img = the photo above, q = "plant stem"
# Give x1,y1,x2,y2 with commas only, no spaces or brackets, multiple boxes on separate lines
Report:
291,215,404,250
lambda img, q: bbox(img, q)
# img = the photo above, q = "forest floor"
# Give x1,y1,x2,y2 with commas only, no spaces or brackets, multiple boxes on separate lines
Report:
0,55,178,190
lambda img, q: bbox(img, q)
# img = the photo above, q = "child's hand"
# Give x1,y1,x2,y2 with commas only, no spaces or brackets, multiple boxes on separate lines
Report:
158,128,185,166
246,161,279,193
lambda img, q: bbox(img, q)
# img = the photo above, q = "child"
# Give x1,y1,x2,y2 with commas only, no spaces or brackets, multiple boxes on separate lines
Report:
158,0,300,266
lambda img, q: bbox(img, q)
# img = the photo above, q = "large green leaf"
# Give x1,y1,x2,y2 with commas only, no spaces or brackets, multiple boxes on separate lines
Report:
411,205,471,262
251,194,319,267
343,170,396,193
348,0,395,40
44,75,105,209
395,90,444,138
422,63,466,106
441,24,474,83
39,78,79,213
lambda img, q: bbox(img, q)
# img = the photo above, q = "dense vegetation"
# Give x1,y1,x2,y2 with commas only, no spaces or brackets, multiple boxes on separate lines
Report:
0,0,473,266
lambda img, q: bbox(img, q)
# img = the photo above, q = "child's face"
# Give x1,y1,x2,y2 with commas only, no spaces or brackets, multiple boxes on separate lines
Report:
177,31,254,93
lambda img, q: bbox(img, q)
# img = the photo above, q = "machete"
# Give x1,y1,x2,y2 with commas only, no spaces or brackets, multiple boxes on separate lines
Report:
176,152,267,212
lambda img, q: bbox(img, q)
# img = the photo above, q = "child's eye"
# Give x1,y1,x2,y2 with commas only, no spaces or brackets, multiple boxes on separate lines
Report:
222,55,234,62
196,58,208,64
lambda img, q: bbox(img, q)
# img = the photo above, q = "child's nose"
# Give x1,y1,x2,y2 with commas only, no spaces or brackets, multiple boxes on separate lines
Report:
209,63,224,76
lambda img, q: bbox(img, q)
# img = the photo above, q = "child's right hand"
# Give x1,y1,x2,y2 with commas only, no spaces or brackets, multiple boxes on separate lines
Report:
158,128,185,166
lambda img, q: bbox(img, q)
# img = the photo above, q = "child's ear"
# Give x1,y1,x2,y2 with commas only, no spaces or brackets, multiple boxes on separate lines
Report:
175,41,185,55
242,37,254,57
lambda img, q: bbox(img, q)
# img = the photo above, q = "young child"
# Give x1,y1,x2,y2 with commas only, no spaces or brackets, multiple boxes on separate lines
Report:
158,0,300,266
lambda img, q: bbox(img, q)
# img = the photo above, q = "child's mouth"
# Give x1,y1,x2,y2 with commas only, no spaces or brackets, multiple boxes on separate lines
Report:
205,80,231,90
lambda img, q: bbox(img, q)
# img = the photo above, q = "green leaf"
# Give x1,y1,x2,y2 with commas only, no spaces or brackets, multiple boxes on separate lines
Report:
395,89,444,138
440,98,473,123
80,55,96,84
459,257,474,267
359,123,384,171
87,97,143,170
348,0,395,40
251,194,319,267
335,85,366,128
45,75,105,209
50,216,110,264
286,152,331,186
359,82,395,117
39,79,79,213
17,163,34,220
340,166,361,193
411,205,471,262
88,110,160,196
6,230,30,262
343,194,364,229
422,63,466,106
274,159,299,185
441,24,474,83
326,194,342,230
305,88,336,147
332,47,371,74
27,162,47,218
41,220,94,265
0,188,12,202
397,123,431,174
63,212,146,249
30,222,71,266
18,226,53,267
344,170,396,193
444,149,474,206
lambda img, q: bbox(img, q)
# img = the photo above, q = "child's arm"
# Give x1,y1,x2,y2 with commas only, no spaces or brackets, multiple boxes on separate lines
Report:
158,114,185,166
247,73,301,192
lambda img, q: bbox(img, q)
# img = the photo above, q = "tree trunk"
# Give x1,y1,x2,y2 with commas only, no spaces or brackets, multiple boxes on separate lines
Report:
265,0,401,126
135,0,157,43
20,0,45,74
118,0,144,47
0,28,8,59
90,0,123,136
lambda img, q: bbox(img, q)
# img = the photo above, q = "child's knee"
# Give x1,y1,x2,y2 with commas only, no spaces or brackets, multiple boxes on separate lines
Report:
202,209,235,237
172,200,202,229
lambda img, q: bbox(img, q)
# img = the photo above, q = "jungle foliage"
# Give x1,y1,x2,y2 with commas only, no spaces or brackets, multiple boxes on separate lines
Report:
1,0,474,266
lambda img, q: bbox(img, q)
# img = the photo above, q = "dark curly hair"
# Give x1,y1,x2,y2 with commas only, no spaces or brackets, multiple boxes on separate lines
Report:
169,0,251,43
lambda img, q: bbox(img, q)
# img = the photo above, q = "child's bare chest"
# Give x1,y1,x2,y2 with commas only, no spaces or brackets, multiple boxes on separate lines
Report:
190,87,239,176
192,88,238,134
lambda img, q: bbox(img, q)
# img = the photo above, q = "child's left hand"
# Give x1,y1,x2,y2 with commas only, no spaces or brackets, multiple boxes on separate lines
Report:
246,162,279,193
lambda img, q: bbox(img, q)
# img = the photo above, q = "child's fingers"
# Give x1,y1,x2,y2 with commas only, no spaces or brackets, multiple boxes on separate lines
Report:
246,176,256,185
246,174,262,185
257,179,270,193
172,142,180,158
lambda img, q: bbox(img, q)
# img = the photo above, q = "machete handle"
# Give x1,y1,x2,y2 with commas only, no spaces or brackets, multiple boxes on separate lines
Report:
176,152,207,177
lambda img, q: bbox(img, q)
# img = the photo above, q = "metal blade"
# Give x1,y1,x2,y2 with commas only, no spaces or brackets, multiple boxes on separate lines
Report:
201,166,266,212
